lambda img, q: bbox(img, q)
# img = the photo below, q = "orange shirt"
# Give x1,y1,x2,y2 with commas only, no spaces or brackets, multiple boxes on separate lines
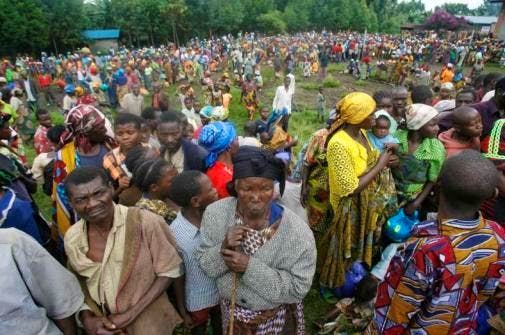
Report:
440,69,454,83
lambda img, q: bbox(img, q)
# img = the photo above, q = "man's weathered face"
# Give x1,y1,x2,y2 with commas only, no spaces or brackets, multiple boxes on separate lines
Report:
67,176,114,224
157,121,183,153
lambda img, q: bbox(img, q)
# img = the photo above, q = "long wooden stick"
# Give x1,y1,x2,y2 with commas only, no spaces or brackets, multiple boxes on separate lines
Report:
228,271,237,335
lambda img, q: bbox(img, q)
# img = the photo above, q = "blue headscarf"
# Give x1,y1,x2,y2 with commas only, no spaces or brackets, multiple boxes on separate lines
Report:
198,121,237,169
266,107,289,132
200,105,213,119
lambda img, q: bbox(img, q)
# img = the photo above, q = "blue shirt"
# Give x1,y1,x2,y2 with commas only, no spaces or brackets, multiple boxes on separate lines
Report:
0,188,42,244
79,145,109,169
367,131,399,153
170,212,219,311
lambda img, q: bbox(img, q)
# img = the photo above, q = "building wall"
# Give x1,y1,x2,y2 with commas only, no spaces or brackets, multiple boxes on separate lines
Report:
91,39,118,52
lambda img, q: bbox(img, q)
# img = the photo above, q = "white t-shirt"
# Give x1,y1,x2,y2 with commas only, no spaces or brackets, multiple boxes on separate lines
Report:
24,80,36,101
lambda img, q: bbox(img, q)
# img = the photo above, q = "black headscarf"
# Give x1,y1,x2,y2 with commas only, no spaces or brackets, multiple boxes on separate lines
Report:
231,146,286,195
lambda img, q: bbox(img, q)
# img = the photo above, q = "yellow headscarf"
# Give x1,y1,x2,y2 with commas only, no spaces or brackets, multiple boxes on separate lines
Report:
331,92,376,131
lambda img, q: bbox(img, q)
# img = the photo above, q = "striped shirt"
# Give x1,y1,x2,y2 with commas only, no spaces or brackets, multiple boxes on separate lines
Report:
170,212,219,311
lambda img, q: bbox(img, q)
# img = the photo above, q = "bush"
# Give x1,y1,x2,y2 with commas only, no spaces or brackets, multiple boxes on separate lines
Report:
257,10,287,34
299,82,320,90
327,63,345,73
323,78,341,88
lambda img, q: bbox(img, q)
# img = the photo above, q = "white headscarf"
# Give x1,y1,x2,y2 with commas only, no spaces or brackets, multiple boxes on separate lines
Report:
406,104,439,131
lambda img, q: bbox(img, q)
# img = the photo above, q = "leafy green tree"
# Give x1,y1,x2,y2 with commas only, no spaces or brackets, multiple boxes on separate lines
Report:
161,0,188,45
283,0,312,32
441,3,472,15
241,0,275,32
41,0,85,53
396,0,426,24
207,0,244,35
473,0,502,16
349,0,371,32
0,0,49,55
370,0,398,32
257,10,287,34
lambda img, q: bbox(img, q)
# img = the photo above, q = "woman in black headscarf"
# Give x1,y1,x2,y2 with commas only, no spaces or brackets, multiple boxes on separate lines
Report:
196,146,316,334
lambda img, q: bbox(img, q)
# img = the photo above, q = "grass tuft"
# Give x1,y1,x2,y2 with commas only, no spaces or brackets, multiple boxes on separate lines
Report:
323,78,341,88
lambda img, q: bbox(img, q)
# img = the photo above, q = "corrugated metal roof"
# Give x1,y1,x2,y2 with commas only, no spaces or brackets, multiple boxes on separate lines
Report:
82,29,120,40
459,16,498,25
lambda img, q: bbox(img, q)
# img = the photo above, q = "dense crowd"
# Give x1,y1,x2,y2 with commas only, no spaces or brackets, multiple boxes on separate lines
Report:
1,31,505,335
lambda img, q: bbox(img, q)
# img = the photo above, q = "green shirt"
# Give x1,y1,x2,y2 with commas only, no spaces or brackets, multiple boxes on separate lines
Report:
392,129,446,201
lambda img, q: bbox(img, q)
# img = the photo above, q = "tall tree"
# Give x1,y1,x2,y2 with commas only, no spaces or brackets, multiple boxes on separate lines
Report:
0,0,49,56
257,10,287,34
473,0,502,16
396,0,426,24
161,0,188,45
283,0,312,32
441,3,472,15
241,0,275,32
207,0,244,35
41,0,85,53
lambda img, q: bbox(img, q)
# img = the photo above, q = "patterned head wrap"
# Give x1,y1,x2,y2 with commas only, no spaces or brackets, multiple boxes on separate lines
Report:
330,92,376,132
232,146,286,195
210,106,229,121
405,104,439,130
61,104,113,153
198,121,237,169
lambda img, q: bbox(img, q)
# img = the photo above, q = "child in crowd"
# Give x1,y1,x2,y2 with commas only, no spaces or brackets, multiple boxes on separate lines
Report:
132,158,179,223
102,113,143,196
140,107,161,150
316,87,326,122
183,120,196,142
254,70,263,90
438,106,482,157
62,84,77,114
254,107,269,137
182,96,201,130
33,109,54,155
368,115,399,152
119,145,160,206
31,125,66,195
238,121,261,147
168,171,221,335
193,100,202,116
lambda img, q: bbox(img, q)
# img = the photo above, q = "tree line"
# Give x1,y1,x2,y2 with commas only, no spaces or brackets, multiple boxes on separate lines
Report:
1,0,501,56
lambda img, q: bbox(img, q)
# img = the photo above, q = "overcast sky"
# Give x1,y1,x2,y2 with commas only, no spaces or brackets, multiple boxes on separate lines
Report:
404,0,484,11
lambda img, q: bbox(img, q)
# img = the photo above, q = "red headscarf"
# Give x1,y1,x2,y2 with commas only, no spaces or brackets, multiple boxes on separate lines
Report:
61,104,115,153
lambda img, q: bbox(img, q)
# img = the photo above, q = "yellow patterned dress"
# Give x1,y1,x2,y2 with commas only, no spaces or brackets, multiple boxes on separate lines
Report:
318,129,396,288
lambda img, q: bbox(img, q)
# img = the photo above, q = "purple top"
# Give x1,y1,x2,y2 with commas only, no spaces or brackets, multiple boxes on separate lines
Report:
472,99,504,139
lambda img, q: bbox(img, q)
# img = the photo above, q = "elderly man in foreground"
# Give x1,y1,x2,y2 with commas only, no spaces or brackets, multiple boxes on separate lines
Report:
64,166,183,335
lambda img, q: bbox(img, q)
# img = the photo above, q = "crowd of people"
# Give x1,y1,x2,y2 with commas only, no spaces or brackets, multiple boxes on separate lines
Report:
1,30,505,335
